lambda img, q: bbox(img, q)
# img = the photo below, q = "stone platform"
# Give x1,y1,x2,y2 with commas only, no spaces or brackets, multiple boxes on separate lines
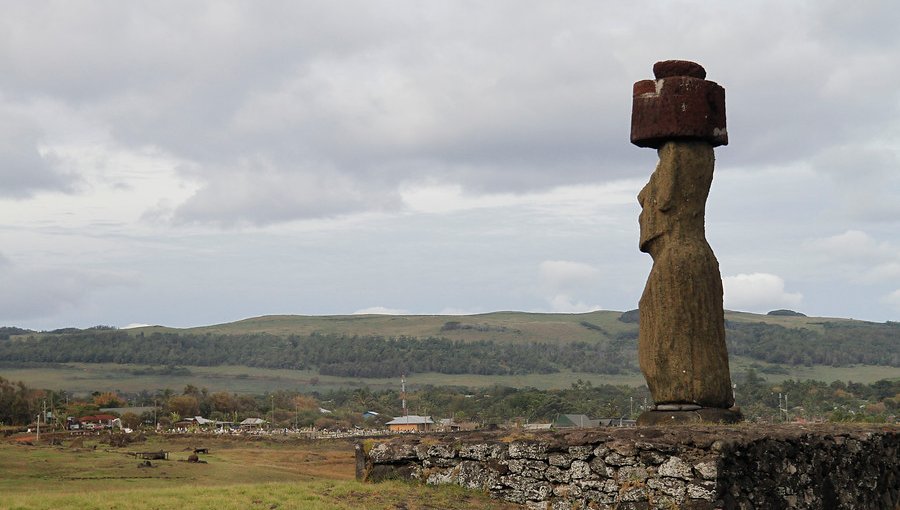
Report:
637,407,743,426
357,424,899,509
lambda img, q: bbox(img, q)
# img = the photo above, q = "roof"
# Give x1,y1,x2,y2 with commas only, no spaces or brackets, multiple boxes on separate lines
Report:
554,414,600,428
597,418,637,427
385,415,434,425
240,418,266,425
100,406,158,415
79,414,118,422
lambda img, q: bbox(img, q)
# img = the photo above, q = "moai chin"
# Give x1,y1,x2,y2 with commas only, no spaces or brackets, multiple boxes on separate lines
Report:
631,60,741,425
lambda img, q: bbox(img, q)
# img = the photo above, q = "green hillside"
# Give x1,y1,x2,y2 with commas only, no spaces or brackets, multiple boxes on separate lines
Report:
1,310,897,395
150,310,632,344
122,309,859,342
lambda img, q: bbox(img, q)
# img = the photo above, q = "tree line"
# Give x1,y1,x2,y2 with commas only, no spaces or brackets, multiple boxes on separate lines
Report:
0,331,635,377
725,321,900,367
1,316,897,379
2,373,897,428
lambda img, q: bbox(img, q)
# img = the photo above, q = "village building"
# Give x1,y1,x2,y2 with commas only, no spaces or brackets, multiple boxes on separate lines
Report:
523,423,553,431
240,417,267,429
385,415,433,433
76,414,119,430
597,417,637,427
553,414,600,429
552,414,637,429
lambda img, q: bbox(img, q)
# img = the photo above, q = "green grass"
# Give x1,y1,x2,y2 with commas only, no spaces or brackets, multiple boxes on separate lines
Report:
125,309,867,341
722,310,857,334
2,480,516,510
0,436,518,510
2,359,895,398
0,363,647,394
129,310,635,345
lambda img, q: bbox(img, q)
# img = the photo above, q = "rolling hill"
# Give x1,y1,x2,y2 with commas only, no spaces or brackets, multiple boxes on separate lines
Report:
0,310,897,394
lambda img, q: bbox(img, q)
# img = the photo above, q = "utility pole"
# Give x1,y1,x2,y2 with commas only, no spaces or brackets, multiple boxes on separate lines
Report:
777,393,790,422
401,374,407,417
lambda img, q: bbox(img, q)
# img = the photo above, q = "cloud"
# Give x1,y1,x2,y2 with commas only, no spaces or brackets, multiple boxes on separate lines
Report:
0,105,75,197
170,158,401,226
722,273,803,313
813,146,900,222
2,2,898,226
1,2,640,225
884,290,900,311
546,295,601,314
809,230,888,262
353,306,408,315
121,323,152,329
0,258,135,322
539,260,602,313
806,230,900,284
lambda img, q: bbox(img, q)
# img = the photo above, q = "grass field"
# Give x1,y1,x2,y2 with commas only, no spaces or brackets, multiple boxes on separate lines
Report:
126,309,864,342
0,434,518,510
2,358,896,399
130,310,634,345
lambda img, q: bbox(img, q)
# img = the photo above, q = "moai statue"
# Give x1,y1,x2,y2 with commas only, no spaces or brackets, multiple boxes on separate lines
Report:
631,60,741,424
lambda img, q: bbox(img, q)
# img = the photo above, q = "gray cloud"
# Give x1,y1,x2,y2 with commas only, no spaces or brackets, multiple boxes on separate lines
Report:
0,107,74,197
5,2,896,225
169,158,402,226
2,1,900,328
0,254,134,322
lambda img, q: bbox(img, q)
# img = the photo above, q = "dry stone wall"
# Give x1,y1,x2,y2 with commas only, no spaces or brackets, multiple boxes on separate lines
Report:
357,424,898,509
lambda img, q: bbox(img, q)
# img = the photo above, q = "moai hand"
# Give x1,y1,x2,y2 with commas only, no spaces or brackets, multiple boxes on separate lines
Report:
631,60,741,425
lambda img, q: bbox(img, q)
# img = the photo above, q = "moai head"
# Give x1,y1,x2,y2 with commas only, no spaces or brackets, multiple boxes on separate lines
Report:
636,142,715,254
632,60,726,254
631,60,727,149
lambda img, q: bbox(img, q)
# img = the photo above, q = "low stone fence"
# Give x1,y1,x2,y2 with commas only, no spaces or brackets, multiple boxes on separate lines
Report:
356,424,898,509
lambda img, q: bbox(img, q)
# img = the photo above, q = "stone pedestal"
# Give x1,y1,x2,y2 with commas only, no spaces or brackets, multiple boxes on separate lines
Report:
637,407,743,426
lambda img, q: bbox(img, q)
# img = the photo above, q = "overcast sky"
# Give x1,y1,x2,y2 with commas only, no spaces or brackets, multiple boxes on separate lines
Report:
2,1,900,330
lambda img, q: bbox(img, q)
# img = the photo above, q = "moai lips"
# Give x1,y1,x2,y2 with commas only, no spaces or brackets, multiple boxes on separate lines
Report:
631,60,727,149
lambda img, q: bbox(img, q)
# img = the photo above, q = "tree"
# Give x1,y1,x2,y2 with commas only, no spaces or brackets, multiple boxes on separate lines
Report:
167,395,199,418
93,392,124,408
208,392,237,415
293,395,319,411
120,412,142,429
